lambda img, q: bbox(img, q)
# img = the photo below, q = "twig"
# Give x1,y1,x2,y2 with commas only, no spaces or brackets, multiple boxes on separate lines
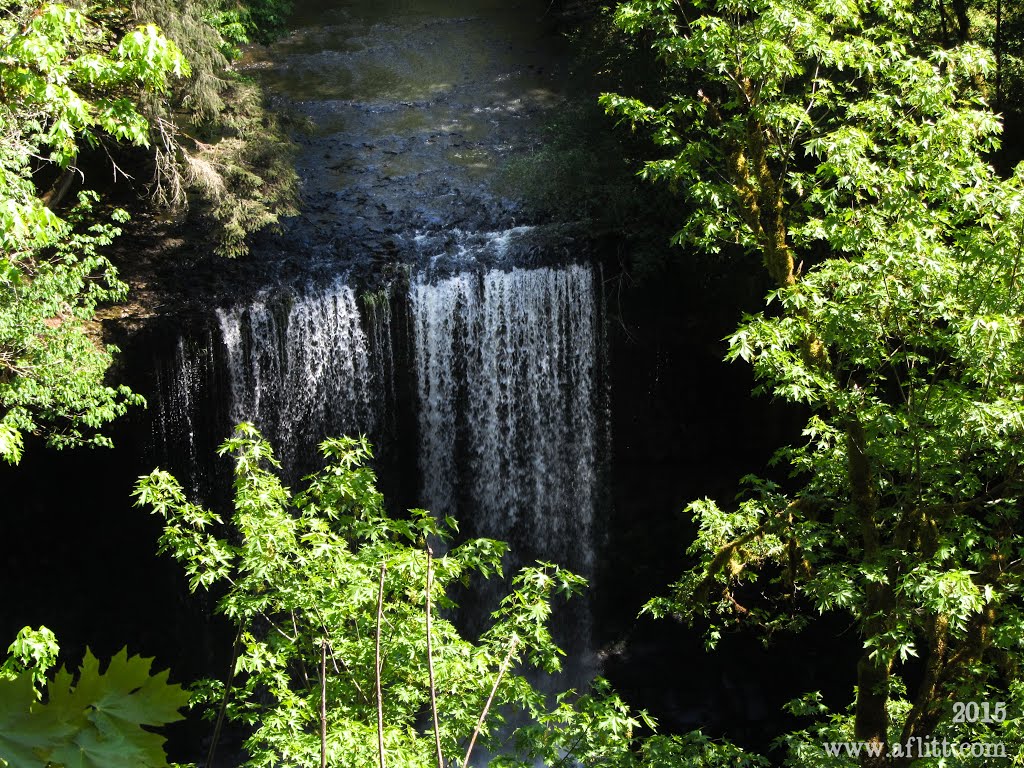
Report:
426,546,444,768
376,563,388,768
320,638,328,768
205,625,243,768
313,605,370,706
295,611,311,690
461,636,519,768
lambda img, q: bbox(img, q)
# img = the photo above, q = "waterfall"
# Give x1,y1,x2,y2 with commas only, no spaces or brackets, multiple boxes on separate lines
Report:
411,265,600,576
216,278,386,474
153,263,604,678
410,264,603,683
152,330,222,499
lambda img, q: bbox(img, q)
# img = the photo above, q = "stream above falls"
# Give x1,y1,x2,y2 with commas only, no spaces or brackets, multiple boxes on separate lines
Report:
236,0,581,281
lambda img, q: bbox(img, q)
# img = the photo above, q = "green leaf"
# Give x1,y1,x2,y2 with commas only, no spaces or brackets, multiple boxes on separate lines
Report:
0,672,79,767
0,645,187,768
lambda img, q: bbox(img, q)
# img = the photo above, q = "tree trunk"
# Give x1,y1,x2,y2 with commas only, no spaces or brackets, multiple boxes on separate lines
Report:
950,0,971,42
375,563,387,768
855,652,891,767
995,0,1002,109
41,168,77,210
848,420,892,767
320,638,328,768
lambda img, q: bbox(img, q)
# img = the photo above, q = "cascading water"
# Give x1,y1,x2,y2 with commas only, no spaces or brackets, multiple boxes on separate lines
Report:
154,260,605,681
410,263,603,684
152,330,223,499
411,265,599,576
216,278,387,474
144,0,609,681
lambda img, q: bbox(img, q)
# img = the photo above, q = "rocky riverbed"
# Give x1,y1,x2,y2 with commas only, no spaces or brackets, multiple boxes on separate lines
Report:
105,0,587,330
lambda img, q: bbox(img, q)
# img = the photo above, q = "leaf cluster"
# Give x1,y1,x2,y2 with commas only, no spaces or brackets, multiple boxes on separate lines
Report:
607,0,1024,761
0,2,191,461
0,627,189,768
135,425,606,767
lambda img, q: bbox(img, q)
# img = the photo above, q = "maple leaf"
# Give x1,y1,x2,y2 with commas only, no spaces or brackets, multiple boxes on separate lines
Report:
0,648,189,768
0,671,80,767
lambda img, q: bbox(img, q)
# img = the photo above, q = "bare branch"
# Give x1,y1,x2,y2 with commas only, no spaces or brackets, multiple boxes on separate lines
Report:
462,636,519,768
426,546,444,768
376,562,387,768
320,637,328,768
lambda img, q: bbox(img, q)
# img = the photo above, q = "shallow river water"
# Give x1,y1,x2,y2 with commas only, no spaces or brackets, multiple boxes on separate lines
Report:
240,0,576,274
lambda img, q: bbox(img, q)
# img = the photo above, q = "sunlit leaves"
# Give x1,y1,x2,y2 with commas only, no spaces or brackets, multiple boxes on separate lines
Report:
0,7,188,165
0,191,144,463
608,0,1024,759
0,627,59,692
134,426,603,768
0,4,188,462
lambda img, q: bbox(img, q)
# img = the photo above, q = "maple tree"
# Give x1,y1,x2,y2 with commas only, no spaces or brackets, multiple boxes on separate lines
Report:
603,0,1024,764
0,2,187,463
135,425,769,768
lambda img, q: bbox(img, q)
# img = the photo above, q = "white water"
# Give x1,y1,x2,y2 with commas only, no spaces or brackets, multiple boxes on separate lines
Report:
411,265,599,577
216,278,383,472
153,333,217,497
157,263,603,677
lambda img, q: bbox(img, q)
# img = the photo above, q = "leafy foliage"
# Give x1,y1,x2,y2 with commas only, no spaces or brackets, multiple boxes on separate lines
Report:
0,2,190,462
0,0,298,463
134,425,729,768
0,627,189,768
605,0,1024,763
0,191,146,462
0,627,59,691
215,0,294,45
135,0,298,257
135,425,583,766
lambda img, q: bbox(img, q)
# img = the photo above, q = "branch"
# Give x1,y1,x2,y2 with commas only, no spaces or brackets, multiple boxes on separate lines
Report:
691,497,815,603
462,636,519,768
376,562,387,768
312,605,370,707
320,637,328,768
426,546,444,768
899,614,948,748
893,474,1019,552
294,612,311,690
205,625,243,768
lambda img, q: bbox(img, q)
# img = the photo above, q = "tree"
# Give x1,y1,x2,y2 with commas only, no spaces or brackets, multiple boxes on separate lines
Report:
134,425,769,768
0,0,296,464
905,0,1024,115
135,424,596,767
0,1,188,462
133,0,299,257
603,0,1024,764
